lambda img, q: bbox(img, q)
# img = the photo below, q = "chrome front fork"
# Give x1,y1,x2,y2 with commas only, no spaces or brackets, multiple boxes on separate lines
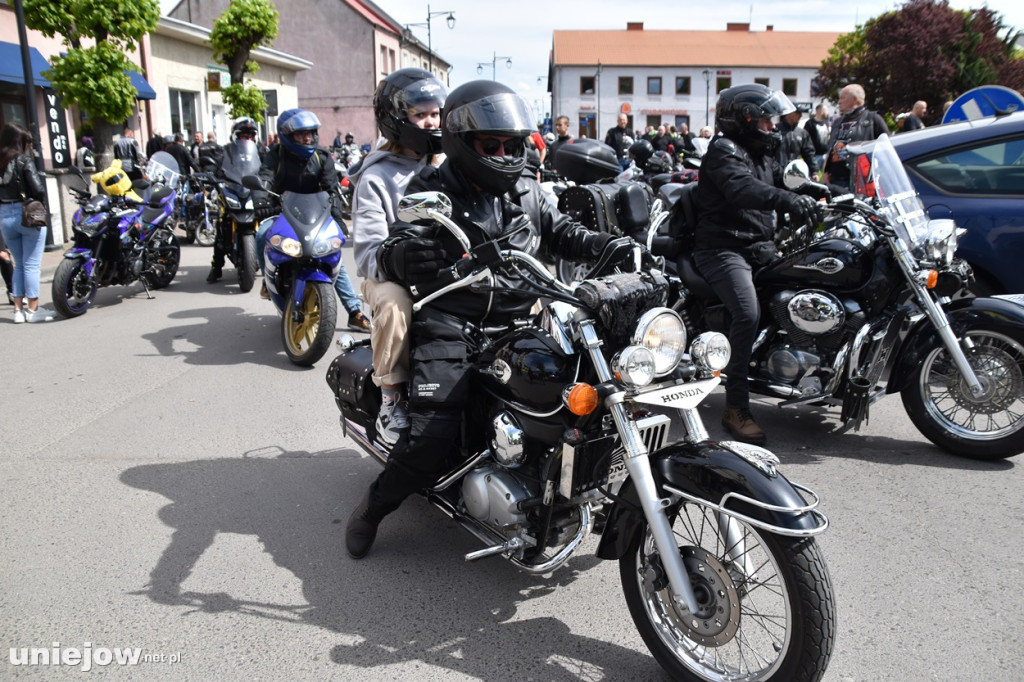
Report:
578,320,702,614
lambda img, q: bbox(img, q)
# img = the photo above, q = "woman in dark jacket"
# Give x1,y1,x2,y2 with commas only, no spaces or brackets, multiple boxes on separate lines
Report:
0,122,52,323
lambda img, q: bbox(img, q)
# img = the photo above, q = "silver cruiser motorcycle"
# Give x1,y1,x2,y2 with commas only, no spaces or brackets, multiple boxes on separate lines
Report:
327,192,835,681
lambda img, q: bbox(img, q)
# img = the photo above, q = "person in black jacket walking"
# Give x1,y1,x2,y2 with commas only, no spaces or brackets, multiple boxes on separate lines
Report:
693,84,827,445
604,112,631,169
823,84,888,190
345,80,631,559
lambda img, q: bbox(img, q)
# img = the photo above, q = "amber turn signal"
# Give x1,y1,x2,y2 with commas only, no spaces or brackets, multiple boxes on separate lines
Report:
565,383,599,415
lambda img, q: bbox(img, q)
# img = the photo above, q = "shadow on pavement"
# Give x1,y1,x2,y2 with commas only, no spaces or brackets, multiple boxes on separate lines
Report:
120,447,666,680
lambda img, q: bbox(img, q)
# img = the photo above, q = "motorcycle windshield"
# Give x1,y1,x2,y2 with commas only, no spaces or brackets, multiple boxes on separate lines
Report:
851,134,930,249
281,191,331,233
220,140,263,185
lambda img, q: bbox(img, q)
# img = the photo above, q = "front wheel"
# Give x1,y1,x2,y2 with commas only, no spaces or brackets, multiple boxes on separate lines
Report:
52,258,97,318
281,281,337,366
237,233,258,293
195,218,217,247
620,503,835,681
901,327,1024,459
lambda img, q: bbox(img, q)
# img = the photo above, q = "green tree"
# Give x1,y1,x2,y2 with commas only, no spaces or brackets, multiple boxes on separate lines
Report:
208,0,280,123
24,0,160,156
814,0,1024,125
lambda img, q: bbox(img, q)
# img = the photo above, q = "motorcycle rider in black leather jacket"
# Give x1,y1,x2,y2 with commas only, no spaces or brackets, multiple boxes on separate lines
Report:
694,83,825,446
346,80,631,559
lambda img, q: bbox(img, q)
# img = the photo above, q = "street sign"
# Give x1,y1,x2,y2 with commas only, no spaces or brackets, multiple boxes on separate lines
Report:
942,85,1024,123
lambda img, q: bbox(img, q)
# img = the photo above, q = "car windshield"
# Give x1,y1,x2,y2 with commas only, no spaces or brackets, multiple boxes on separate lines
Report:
850,134,930,248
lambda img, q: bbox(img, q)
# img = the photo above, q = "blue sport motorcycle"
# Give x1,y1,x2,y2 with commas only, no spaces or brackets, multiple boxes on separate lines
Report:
244,176,345,366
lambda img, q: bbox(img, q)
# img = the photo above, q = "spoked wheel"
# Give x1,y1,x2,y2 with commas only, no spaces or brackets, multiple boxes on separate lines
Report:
281,281,337,366
195,218,217,247
901,328,1024,460
51,258,97,318
620,503,835,681
145,231,180,289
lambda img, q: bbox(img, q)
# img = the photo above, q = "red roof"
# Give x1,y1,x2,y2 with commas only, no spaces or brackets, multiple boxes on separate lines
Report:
552,26,842,69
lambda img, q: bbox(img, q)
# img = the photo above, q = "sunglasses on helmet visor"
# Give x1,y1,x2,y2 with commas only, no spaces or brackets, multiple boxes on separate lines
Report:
474,136,525,156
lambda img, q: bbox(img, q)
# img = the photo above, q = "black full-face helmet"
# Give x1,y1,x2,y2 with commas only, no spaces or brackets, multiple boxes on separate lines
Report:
715,83,795,155
373,67,448,155
441,80,535,195
628,138,654,167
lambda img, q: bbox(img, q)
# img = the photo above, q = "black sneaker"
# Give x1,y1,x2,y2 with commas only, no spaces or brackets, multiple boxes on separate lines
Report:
206,266,223,283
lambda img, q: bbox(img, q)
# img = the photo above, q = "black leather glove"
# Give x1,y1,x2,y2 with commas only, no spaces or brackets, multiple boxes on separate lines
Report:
797,182,832,202
779,192,818,224
379,237,447,284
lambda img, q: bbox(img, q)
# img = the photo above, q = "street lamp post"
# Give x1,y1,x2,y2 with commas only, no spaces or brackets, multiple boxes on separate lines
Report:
702,69,711,128
476,52,512,80
405,4,455,73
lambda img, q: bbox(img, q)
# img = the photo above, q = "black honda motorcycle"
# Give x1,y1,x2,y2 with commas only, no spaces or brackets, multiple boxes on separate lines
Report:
667,135,1024,460
327,191,836,682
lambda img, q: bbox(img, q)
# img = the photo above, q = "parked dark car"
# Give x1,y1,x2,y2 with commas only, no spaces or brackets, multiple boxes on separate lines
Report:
889,112,1024,294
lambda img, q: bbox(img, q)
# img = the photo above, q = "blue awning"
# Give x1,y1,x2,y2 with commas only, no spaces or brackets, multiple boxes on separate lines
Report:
126,70,157,100
0,41,52,88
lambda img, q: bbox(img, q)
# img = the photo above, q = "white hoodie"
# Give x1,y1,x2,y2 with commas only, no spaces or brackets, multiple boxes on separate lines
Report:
350,149,429,282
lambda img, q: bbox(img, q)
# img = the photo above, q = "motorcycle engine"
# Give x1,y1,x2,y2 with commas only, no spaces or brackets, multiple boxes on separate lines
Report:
462,464,533,528
765,290,863,390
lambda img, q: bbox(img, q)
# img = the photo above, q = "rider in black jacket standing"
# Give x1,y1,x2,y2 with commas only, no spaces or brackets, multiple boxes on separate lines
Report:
694,84,825,445
345,80,630,559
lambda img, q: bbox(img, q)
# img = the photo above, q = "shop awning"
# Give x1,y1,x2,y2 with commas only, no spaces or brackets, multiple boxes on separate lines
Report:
126,69,157,100
0,41,52,88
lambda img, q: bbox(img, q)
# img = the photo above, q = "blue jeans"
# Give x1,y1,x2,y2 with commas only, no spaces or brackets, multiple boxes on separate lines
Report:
0,202,47,299
256,218,361,315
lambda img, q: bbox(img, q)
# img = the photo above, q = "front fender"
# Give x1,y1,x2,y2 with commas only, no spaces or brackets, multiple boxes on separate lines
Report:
887,295,1024,394
63,248,93,261
596,440,824,561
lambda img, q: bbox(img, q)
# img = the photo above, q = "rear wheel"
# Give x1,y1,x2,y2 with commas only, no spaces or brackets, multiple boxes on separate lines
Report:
281,281,337,366
146,231,180,289
51,258,97,318
620,502,835,681
901,327,1024,459
237,233,258,292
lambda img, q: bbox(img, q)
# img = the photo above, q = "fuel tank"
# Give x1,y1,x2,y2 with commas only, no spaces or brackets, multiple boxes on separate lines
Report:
476,326,575,414
757,237,873,292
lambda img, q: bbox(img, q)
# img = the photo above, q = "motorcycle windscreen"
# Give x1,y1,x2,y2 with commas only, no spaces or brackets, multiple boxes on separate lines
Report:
220,140,263,185
281,191,332,235
849,134,930,249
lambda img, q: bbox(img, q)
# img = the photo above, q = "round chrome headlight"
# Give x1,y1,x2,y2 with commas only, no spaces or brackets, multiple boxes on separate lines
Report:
690,332,731,372
632,308,687,376
612,345,656,388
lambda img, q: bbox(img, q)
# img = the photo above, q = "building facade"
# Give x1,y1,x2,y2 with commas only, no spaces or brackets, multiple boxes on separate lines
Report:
550,22,841,139
167,0,450,148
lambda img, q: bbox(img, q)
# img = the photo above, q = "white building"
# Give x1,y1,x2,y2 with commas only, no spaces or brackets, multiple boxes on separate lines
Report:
549,22,841,139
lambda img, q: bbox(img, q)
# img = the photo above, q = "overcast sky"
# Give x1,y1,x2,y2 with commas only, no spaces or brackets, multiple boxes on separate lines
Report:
161,0,1024,120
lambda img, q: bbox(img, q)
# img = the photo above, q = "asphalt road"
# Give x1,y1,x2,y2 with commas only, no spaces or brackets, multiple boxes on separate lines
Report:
1,241,1022,681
